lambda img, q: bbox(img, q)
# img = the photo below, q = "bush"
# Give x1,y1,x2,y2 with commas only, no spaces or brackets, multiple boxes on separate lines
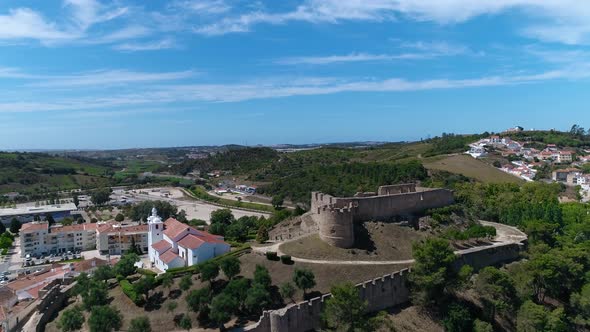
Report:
137,268,157,277
1,248,7,255
120,279,144,306
266,251,278,261
280,255,292,264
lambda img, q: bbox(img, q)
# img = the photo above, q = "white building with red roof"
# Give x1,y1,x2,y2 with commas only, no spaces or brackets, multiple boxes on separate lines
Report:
147,208,230,272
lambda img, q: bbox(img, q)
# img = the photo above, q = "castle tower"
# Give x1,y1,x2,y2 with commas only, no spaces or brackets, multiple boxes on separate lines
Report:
147,207,164,263
317,205,355,248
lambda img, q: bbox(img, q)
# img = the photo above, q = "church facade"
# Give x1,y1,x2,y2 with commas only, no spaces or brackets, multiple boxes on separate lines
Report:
147,208,230,272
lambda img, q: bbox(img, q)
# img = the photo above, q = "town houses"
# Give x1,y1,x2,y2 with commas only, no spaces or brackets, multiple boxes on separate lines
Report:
147,208,230,272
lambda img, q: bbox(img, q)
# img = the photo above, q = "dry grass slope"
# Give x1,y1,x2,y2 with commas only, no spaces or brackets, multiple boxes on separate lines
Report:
423,154,523,184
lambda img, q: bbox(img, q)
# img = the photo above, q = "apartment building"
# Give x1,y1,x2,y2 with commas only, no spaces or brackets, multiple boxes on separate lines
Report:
96,223,148,256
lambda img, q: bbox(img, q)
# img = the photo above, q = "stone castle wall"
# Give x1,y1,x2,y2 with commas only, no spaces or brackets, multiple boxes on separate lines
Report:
242,240,524,332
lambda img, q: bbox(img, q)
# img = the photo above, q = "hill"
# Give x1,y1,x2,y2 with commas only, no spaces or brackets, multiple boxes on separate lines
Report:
423,154,523,184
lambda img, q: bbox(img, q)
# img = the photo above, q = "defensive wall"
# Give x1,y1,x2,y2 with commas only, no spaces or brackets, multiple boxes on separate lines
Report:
242,237,525,332
312,184,454,248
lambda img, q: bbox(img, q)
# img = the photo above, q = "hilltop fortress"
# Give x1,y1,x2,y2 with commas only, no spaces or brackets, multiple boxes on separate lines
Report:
270,184,455,248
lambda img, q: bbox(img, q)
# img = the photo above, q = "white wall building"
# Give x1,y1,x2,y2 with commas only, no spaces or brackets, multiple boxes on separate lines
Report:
147,208,230,272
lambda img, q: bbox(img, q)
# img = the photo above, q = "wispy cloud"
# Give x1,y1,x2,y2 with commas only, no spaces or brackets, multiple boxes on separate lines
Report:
0,8,78,43
172,0,231,15
114,38,177,51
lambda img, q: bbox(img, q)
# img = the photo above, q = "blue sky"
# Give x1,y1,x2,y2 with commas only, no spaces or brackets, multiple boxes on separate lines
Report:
1,0,590,149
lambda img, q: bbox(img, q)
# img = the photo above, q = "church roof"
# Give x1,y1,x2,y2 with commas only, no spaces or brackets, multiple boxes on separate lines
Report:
159,250,181,264
177,234,205,250
163,218,192,239
151,239,172,254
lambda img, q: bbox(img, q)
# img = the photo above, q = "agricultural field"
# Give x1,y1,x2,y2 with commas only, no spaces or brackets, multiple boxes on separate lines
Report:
423,154,523,184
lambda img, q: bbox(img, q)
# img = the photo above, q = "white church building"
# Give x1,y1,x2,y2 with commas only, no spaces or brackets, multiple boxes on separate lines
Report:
147,208,230,272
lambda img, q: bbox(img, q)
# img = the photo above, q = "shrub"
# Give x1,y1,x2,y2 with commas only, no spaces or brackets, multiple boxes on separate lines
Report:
280,255,292,264
120,279,144,306
1,248,7,255
266,251,278,261
137,268,157,277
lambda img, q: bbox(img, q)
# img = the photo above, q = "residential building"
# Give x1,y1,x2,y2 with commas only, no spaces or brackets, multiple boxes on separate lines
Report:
19,223,98,258
552,168,580,182
490,135,501,144
147,208,230,272
558,151,573,163
0,203,77,225
96,223,148,256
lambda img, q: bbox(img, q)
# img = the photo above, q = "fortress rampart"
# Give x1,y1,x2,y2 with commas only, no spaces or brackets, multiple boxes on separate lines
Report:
312,184,455,248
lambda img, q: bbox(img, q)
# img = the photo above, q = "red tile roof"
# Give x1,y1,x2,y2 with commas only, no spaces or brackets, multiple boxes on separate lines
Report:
20,223,49,233
177,234,205,250
163,218,192,239
159,250,181,264
151,239,172,254
96,223,148,234
72,258,110,273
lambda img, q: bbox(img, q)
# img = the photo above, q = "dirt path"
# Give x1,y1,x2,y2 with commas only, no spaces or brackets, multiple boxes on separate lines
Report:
252,221,526,265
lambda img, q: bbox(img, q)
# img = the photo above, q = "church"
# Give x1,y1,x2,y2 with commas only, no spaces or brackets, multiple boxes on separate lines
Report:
147,208,230,272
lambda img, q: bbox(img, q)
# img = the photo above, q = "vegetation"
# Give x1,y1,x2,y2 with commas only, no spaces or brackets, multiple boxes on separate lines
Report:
322,282,368,331
57,305,84,332
293,268,316,297
129,316,152,332
88,306,122,332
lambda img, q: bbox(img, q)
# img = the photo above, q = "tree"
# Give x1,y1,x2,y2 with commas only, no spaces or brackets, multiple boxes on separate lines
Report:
571,283,590,324
256,225,269,243
186,287,210,313
45,213,55,226
134,275,155,301
88,305,122,332
254,265,272,289
83,281,109,310
517,301,548,332
322,282,368,331
220,256,240,280
224,278,250,309
177,314,192,331
91,188,111,206
473,319,493,332
293,268,315,296
271,195,284,209
130,201,178,222
9,218,21,234
443,303,473,332
128,236,142,255
167,301,178,313
0,222,5,235
57,305,84,332
113,252,138,277
279,282,296,302
474,267,516,319
245,284,271,314
129,316,152,332
179,275,193,291
115,213,124,222
160,273,174,295
93,265,114,282
408,237,457,306
210,293,239,329
208,222,226,236
210,209,234,225
200,261,219,284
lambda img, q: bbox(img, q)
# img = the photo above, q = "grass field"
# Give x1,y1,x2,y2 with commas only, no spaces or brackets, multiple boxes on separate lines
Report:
423,154,523,184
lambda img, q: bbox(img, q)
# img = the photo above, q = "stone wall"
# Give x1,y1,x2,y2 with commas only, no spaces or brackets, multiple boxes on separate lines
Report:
242,240,524,332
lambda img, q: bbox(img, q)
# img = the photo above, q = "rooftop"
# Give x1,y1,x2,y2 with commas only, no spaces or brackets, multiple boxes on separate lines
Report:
0,203,77,218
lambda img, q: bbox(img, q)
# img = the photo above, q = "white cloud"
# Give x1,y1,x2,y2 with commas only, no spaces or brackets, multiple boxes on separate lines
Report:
277,52,433,65
173,0,231,15
114,38,177,51
26,69,195,88
0,8,77,42
63,0,127,30
194,0,590,45
94,25,152,43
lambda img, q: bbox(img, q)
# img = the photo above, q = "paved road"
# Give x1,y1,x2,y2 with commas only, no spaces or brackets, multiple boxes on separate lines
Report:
253,221,527,265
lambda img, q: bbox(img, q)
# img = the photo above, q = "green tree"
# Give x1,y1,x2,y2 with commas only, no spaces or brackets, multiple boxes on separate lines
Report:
45,213,55,226
167,301,178,313
254,265,272,289
271,195,284,209
256,225,269,243
219,256,240,280
130,201,178,221
115,213,124,222
208,222,226,236
279,282,296,302
223,278,250,309
293,268,315,297
474,267,516,319
0,222,5,234
57,305,85,332
210,293,239,329
473,319,493,332
113,252,138,277
210,209,234,225
129,316,152,332
177,314,192,331
9,218,21,234
322,282,368,332
179,275,193,291
408,237,457,306
245,284,271,314
82,281,109,310
443,303,473,332
571,283,590,324
92,265,113,282
186,287,210,313
160,273,174,295
134,275,155,301
88,305,122,332
517,300,547,332
91,188,111,206
200,261,219,284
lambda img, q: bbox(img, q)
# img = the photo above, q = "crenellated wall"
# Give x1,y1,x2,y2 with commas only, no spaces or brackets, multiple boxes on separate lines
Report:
317,205,355,248
242,238,525,332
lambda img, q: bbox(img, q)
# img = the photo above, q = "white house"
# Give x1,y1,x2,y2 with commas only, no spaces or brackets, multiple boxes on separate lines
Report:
147,208,230,272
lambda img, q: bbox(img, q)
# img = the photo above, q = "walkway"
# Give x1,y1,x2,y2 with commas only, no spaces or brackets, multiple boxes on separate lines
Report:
252,221,526,266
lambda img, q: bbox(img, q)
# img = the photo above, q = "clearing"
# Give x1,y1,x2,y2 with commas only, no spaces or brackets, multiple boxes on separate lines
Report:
423,154,523,184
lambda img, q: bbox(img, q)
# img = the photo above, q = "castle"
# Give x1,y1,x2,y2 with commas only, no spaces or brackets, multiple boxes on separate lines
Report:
271,184,455,248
